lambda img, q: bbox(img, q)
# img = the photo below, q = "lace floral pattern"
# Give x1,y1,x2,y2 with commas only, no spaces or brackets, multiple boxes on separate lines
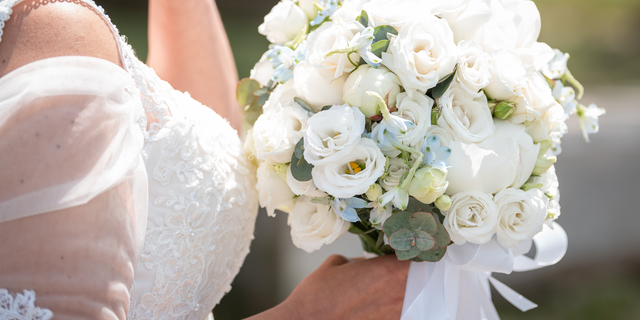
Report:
0,289,53,320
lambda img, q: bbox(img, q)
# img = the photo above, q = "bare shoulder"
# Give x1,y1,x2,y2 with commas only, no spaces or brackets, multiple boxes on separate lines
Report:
0,0,122,77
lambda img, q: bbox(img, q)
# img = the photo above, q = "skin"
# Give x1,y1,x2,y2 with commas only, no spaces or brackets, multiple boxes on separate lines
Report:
0,1,410,319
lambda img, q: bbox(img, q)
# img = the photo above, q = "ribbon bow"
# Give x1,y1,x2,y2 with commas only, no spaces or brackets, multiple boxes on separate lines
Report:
401,222,568,320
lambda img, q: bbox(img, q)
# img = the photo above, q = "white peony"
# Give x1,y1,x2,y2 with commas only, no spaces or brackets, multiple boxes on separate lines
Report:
257,162,295,216
252,88,311,164
258,0,309,44
288,196,351,252
382,16,458,96
437,81,495,143
303,104,365,165
306,20,361,81
379,157,410,191
343,65,402,118
293,61,347,109
494,188,548,248
455,40,492,94
393,92,434,147
250,52,275,87
312,138,386,198
446,120,540,195
443,191,499,245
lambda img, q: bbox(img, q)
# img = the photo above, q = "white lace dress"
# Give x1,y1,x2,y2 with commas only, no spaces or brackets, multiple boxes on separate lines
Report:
0,0,259,319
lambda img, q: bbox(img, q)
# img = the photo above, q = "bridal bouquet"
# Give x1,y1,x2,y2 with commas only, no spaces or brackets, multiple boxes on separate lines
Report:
238,0,604,317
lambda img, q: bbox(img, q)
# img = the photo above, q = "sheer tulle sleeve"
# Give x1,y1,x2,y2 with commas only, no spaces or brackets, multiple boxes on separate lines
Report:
0,56,148,319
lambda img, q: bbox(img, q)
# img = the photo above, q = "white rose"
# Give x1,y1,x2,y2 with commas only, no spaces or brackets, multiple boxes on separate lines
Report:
362,0,435,25
456,40,492,94
306,21,361,81
288,196,351,252
253,92,311,164
408,166,449,205
484,50,526,101
312,138,386,198
286,166,328,198
258,0,309,44
343,65,402,118
250,52,275,87
303,104,365,165
494,188,548,248
434,0,493,45
379,157,410,191
443,191,498,245
437,81,495,143
382,16,458,96
526,102,567,144
510,71,558,125
257,162,295,216
293,61,346,109
393,92,433,147
446,120,540,195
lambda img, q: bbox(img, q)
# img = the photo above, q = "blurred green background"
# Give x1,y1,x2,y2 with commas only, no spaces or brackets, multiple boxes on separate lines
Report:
96,0,640,319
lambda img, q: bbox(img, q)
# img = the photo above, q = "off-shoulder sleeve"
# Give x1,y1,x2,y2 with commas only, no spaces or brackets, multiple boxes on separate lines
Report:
0,56,148,319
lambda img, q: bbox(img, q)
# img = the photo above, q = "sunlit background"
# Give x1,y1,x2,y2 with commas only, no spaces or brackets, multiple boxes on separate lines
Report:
98,0,640,318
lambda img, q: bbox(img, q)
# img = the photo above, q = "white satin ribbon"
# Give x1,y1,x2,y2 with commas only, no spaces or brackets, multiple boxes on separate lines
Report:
401,222,567,320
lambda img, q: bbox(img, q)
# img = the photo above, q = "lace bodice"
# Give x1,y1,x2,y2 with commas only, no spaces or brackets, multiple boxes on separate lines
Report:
0,1,259,319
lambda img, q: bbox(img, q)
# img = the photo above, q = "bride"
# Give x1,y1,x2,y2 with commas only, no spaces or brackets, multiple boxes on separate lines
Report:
0,0,410,319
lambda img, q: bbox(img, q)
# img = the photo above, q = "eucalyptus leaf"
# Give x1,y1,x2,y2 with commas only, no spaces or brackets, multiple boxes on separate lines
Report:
357,10,369,27
382,211,412,237
430,69,457,99
415,248,447,262
396,245,422,260
408,212,437,234
290,139,313,181
370,40,390,59
432,223,451,250
373,25,398,43
321,105,332,111
293,138,305,159
414,230,435,251
244,100,262,125
294,97,317,113
236,78,260,106
389,229,416,251
258,92,270,106
405,198,433,214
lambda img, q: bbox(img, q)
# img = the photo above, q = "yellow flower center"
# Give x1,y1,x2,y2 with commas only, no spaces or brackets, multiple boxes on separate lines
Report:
345,161,363,174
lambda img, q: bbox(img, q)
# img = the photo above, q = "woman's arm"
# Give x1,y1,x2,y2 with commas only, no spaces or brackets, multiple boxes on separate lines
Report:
146,0,242,131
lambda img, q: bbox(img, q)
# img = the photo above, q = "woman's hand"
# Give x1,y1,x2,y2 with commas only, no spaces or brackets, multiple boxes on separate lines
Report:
147,0,242,131
246,254,410,320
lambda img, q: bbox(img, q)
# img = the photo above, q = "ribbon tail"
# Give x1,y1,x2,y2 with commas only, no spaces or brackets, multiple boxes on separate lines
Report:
488,276,537,312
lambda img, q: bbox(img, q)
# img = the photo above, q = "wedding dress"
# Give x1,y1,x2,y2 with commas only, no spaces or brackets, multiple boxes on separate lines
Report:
0,0,258,319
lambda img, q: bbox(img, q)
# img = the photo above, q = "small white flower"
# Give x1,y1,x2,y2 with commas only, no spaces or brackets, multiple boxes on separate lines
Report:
288,196,351,252
542,49,569,80
578,103,605,142
443,191,499,245
379,157,410,192
494,188,548,248
312,138,386,198
303,104,365,165
552,81,577,115
250,52,275,87
259,0,309,44
368,202,393,230
257,162,295,216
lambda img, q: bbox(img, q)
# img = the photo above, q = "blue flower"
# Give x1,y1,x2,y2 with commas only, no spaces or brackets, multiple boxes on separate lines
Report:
311,0,338,26
420,135,451,169
350,27,381,68
332,197,368,222
266,44,306,83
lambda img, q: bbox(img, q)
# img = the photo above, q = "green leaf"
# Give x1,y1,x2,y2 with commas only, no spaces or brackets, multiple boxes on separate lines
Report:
258,92,270,106
409,212,437,234
357,10,369,27
415,248,447,262
430,69,457,100
293,138,305,159
373,25,398,43
236,78,260,106
294,97,317,113
382,211,412,237
414,230,435,251
432,223,451,250
244,100,262,125
396,245,422,260
389,229,415,251
321,105,332,111
370,40,390,59
405,197,433,214
290,138,314,181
